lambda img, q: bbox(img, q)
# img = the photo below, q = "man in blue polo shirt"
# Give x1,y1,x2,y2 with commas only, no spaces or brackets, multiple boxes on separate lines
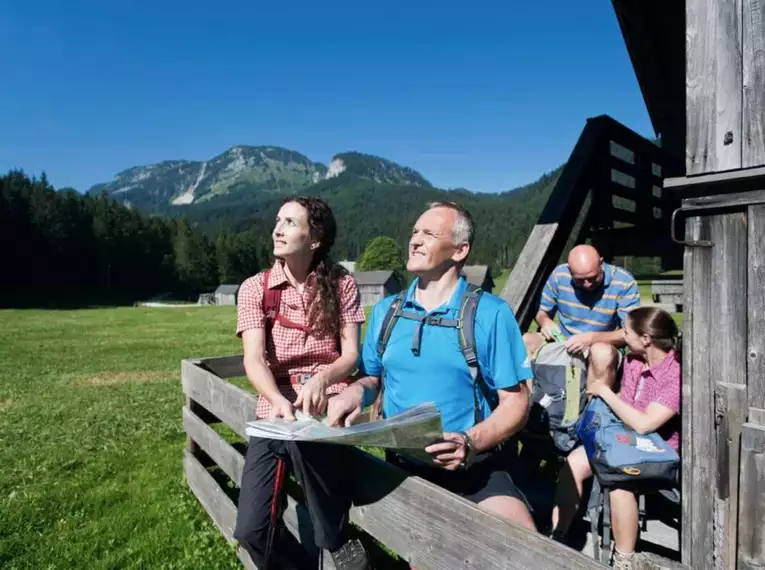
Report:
523,244,640,387
326,201,536,530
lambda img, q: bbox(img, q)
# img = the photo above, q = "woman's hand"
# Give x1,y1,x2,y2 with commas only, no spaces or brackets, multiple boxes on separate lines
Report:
293,373,329,417
268,395,296,421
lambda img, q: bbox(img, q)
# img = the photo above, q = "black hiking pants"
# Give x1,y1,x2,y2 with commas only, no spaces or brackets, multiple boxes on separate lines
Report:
234,437,353,570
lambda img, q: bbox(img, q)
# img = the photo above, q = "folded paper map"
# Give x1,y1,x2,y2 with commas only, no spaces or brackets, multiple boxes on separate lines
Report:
244,402,443,451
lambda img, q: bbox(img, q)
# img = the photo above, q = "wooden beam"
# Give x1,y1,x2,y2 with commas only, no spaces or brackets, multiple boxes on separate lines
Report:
196,355,246,379
743,0,765,168
749,204,765,409
737,423,765,569
680,217,697,566
684,214,716,569
182,361,607,570
686,0,744,174
714,383,748,570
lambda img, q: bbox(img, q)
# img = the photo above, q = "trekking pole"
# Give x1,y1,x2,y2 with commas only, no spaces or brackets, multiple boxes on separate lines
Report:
263,456,287,570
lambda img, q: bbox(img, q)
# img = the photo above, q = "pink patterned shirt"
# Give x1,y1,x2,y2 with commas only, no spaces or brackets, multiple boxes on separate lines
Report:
619,350,681,452
236,261,366,418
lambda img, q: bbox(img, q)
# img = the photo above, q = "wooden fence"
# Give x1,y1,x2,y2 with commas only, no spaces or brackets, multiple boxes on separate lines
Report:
678,189,765,569
181,355,612,570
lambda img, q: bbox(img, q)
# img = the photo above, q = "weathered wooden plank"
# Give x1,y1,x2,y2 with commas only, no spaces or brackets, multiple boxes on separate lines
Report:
749,407,765,425
182,359,257,436
197,355,246,379
633,552,693,570
665,165,765,188
184,361,607,569
183,406,245,486
743,0,765,167
710,213,748,390
749,205,765,409
686,0,744,174
687,214,715,569
680,216,698,566
715,382,748,570
737,423,765,569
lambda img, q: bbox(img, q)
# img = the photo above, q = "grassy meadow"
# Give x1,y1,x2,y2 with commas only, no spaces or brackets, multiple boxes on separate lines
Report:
0,307,244,570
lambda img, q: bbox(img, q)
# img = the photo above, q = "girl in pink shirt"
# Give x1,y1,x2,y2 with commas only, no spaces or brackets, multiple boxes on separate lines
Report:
551,307,681,570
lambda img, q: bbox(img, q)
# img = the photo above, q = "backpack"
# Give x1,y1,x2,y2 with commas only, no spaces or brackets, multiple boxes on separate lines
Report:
525,341,588,453
373,283,497,424
261,269,342,357
576,396,680,489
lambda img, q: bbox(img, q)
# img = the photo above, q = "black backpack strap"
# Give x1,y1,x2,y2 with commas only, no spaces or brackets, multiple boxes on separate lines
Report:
376,291,407,360
457,284,497,423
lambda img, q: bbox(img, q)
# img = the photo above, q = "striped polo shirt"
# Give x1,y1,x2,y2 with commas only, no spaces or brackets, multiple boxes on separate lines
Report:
539,262,640,338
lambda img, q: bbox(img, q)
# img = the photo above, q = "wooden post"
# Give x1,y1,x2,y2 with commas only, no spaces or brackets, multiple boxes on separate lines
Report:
682,214,716,569
737,423,765,569
686,0,743,174
715,382,748,570
748,205,765,409
681,216,697,566
743,0,765,168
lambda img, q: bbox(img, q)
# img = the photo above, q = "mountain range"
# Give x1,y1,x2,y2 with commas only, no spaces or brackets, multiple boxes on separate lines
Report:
87,146,564,268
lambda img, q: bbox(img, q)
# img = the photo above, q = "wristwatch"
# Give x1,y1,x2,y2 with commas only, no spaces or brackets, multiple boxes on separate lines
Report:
458,431,476,469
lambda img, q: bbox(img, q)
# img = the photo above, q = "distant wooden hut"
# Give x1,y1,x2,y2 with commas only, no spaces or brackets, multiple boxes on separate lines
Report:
213,285,240,306
462,265,494,292
353,271,403,306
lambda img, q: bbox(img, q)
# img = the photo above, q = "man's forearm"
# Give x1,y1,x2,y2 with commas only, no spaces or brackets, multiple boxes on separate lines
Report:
466,386,530,453
591,328,626,347
535,310,554,328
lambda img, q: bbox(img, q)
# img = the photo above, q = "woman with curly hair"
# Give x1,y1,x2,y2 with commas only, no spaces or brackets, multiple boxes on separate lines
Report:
234,195,371,570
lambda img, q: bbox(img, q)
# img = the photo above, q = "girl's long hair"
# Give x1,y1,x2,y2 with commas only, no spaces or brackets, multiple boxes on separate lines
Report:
627,306,681,360
282,195,347,340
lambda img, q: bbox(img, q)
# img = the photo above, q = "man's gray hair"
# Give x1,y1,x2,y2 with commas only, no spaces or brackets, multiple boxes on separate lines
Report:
426,200,475,247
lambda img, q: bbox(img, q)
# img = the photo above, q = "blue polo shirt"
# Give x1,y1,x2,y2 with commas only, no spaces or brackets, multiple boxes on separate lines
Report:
361,276,532,433
539,262,640,338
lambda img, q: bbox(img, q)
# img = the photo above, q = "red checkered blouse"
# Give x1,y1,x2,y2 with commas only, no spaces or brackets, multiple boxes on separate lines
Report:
236,261,365,418
619,350,681,452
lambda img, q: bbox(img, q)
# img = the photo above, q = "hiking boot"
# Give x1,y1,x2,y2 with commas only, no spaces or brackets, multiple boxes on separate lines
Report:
330,538,372,570
611,550,635,570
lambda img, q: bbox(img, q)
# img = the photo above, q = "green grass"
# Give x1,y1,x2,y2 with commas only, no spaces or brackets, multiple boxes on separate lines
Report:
0,307,244,570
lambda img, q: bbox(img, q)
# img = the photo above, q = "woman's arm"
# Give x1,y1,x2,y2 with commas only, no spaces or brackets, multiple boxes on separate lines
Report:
592,383,676,435
241,328,295,420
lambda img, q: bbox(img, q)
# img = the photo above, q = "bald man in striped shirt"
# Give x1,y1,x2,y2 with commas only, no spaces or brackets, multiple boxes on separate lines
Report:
523,244,640,389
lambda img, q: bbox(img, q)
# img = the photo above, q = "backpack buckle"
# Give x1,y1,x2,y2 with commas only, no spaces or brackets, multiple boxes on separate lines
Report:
424,315,443,326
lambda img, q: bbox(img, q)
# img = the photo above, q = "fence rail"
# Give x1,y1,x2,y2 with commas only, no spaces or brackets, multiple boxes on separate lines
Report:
181,356,610,570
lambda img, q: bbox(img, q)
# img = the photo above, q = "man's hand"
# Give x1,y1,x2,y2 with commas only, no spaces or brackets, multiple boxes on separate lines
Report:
293,374,329,417
565,332,594,355
326,384,364,427
539,321,562,342
424,432,467,471
268,396,296,421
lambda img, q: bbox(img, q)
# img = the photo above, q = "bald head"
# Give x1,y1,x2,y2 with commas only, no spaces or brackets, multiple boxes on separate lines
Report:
567,245,604,291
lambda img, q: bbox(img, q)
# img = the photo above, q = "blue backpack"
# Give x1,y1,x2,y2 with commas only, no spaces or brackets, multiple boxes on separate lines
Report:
576,397,679,489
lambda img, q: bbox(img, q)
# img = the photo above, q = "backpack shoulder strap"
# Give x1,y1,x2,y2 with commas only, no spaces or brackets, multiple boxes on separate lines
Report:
262,269,281,320
457,284,499,419
376,290,408,360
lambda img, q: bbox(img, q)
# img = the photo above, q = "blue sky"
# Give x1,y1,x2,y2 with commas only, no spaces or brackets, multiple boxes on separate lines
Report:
0,1,652,193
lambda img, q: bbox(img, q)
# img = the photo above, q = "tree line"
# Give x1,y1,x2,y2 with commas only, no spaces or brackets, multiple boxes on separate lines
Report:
0,170,262,305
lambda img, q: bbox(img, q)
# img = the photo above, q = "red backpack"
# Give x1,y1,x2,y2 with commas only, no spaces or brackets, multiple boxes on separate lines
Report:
262,269,309,356
261,268,343,358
